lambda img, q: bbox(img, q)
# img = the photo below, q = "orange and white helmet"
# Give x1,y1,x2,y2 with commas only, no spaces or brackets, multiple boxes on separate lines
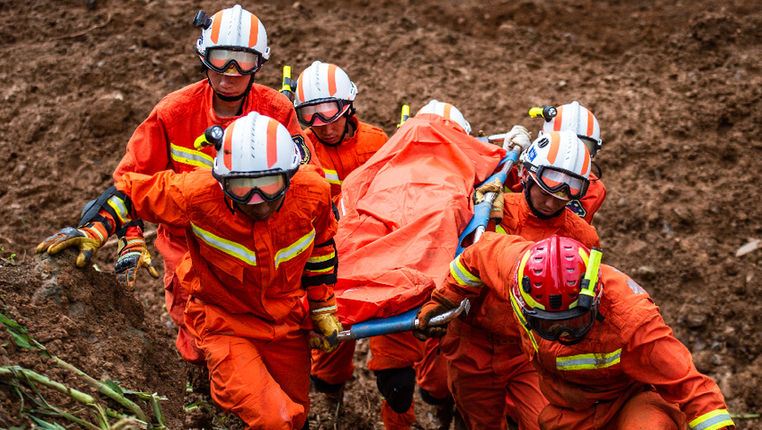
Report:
537,101,601,157
416,100,471,135
294,61,357,126
194,5,270,76
520,130,591,201
211,112,300,205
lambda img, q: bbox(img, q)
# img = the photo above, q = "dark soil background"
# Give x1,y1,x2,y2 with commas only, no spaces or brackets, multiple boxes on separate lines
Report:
1,0,761,428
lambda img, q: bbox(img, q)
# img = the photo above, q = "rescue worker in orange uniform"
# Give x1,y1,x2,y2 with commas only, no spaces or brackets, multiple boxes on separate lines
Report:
294,61,388,205
528,101,606,224
38,112,341,430
414,130,599,430
417,235,735,430
106,5,320,364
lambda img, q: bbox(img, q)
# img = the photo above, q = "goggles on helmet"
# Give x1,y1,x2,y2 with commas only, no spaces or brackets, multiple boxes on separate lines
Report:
203,47,263,75
526,163,589,200
577,134,602,157
524,306,597,342
222,174,289,205
296,99,352,127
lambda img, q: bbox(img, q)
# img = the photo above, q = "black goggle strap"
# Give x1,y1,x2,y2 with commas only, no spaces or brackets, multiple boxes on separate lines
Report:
578,247,603,310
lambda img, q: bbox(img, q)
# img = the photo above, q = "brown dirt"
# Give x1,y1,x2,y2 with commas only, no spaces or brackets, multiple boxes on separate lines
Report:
1,0,761,428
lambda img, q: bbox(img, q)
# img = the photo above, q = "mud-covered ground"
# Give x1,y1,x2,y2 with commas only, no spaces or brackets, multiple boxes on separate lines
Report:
1,0,761,428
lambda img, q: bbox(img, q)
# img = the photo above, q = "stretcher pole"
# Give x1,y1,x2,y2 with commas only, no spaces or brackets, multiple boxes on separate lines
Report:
336,298,471,342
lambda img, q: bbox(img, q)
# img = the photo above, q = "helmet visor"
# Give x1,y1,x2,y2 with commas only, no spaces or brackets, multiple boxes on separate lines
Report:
531,164,589,200
204,48,262,75
296,100,351,126
224,174,288,204
526,308,596,342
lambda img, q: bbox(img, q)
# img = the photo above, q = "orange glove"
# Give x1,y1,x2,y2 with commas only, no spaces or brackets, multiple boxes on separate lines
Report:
36,223,109,267
115,229,159,292
412,289,460,341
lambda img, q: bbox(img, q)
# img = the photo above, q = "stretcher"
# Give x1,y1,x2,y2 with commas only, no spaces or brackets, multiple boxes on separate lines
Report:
329,117,524,340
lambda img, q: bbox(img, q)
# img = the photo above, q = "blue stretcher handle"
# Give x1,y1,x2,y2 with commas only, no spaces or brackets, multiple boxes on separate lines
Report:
337,299,471,342
456,146,521,255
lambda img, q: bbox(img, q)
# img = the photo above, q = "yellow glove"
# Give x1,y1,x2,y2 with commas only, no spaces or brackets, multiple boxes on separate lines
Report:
36,223,109,267
309,313,343,353
115,235,159,292
474,181,505,223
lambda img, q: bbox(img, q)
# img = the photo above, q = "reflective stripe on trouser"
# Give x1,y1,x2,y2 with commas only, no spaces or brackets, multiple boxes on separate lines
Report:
311,339,356,386
414,337,451,400
368,332,425,430
441,321,547,430
538,384,685,430
154,227,205,364
185,300,310,429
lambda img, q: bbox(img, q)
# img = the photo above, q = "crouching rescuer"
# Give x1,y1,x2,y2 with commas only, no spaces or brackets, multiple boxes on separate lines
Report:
37,112,341,430
416,234,735,430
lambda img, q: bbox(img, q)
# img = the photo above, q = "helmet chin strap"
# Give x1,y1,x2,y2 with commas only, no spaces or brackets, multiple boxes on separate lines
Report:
522,178,565,220
207,72,256,103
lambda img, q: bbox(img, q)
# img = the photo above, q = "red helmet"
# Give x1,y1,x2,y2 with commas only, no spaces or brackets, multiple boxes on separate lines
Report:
511,236,602,344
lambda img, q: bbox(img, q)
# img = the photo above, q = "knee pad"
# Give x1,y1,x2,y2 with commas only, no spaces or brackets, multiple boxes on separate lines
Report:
310,374,344,394
374,367,416,414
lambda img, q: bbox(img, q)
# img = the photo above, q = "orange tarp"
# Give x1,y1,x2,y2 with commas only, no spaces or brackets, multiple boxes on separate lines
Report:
332,114,506,325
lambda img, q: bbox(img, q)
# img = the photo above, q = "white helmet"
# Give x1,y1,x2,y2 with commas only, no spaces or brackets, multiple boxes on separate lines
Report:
537,101,601,157
194,5,270,76
520,130,591,201
212,112,300,205
416,100,471,135
294,61,357,126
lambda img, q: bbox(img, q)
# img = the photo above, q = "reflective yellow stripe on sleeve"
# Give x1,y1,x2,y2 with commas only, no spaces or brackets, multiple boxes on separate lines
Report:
106,195,132,225
689,409,734,430
556,349,621,370
305,251,336,274
449,255,483,288
323,169,341,185
275,229,316,269
170,143,214,168
191,222,257,266
495,224,507,235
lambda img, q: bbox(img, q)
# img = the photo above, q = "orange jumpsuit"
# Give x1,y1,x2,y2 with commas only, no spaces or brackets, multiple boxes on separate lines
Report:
101,165,337,429
305,116,388,204
436,235,734,430
112,79,320,363
418,193,600,430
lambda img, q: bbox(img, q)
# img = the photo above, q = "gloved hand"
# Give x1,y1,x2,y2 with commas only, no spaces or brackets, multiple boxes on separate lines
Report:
474,181,505,224
309,312,343,353
412,289,459,341
503,125,532,153
115,235,159,292
36,223,109,267
307,291,343,353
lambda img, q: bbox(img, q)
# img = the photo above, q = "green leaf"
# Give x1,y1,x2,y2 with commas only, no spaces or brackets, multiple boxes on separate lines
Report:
0,313,45,352
27,415,67,430
103,379,124,396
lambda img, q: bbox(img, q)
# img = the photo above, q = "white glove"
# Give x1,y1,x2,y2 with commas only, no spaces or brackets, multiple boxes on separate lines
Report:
503,125,532,153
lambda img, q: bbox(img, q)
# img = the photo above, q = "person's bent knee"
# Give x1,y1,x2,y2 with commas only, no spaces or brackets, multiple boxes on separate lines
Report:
375,367,416,414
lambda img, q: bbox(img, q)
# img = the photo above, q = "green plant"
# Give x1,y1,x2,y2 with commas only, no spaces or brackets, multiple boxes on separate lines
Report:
0,312,167,429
